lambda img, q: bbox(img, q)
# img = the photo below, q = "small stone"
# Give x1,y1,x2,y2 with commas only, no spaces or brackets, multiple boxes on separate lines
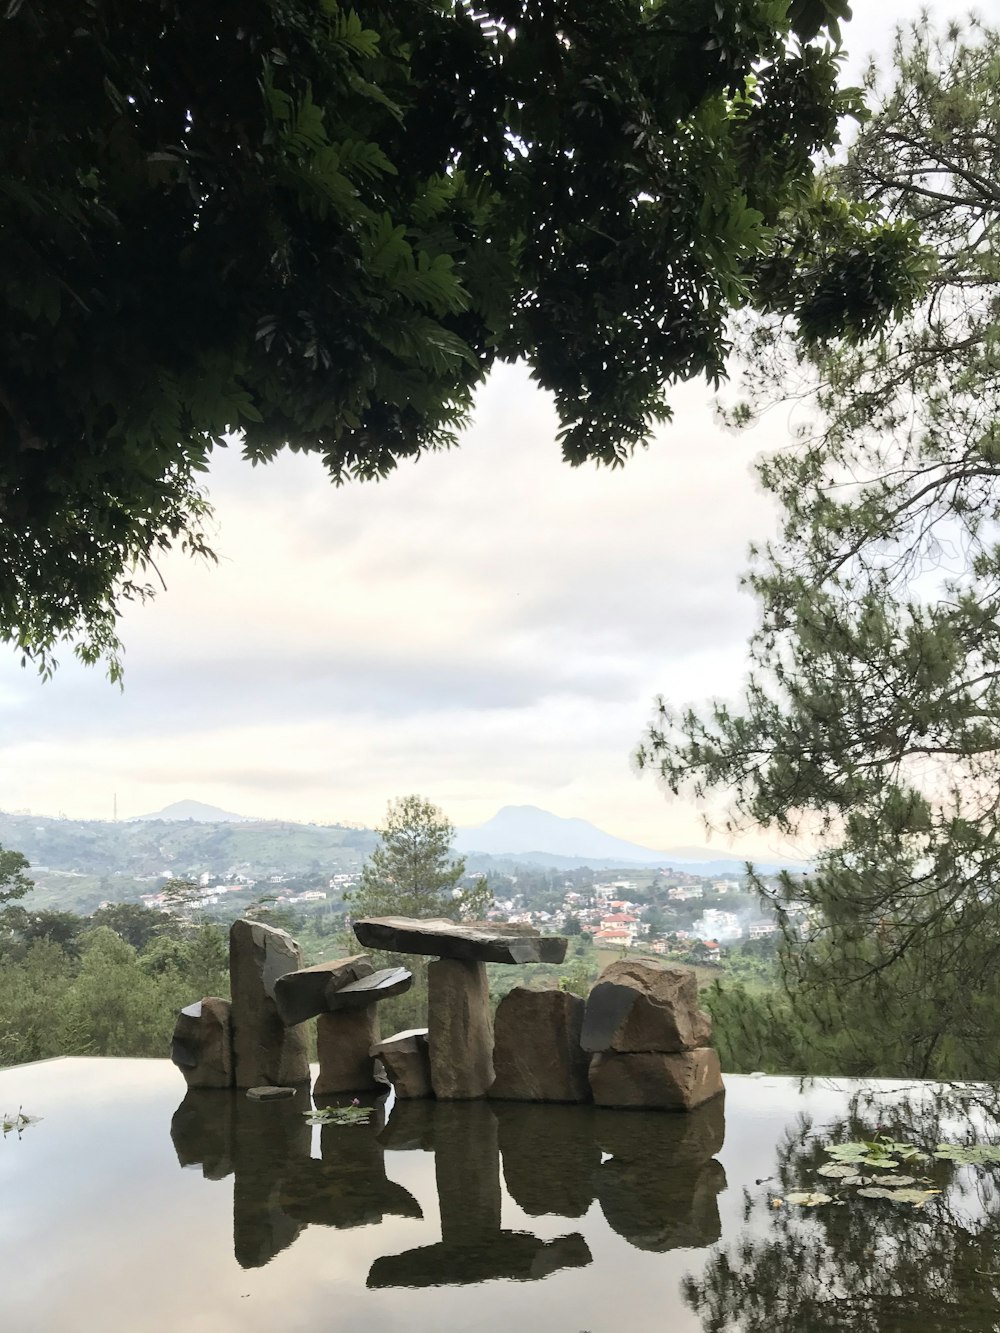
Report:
372,1028,432,1099
588,1048,724,1111
315,1006,382,1096
353,916,568,964
230,919,310,1088
246,1085,298,1101
170,997,233,1088
490,988,590,1103
324,966,412,1011
582,959,712,1054
273,953,374,1026
428,958,494,1099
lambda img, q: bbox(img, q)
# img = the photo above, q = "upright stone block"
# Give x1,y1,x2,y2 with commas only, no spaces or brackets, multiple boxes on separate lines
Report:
490,987,590,1103
588,1048,724,1111
229,919,310,1088
582,959,712,1054
372,1029,433,1099
170,997,233,1088
427,958,494,1099
315,1006,382,1096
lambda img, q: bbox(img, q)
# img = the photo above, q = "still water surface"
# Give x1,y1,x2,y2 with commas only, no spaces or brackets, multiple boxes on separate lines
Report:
2,1058,999,1332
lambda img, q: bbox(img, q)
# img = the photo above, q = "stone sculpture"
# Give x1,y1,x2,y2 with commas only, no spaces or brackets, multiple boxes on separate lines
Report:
371,1029,432,1099
582,958,723,1110
229,919,310,1088
273,953,374,1025
490,987,590,1103
170,997,233,1088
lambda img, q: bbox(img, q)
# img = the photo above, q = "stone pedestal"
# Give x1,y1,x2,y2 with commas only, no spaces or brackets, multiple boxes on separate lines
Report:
427,958,494,1100
170,997,233,1088
372,1029,432,1099
229,920,310,1088
588,1048,723,1111
490,987,590,1103
315,1006,382,1096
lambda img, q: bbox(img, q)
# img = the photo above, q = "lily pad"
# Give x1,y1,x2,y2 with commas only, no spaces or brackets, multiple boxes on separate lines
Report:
784,1191,834,1206
856,1187,941,1206
817,1163,862,1178
869,1174,918,1187
933,1143,1000,1166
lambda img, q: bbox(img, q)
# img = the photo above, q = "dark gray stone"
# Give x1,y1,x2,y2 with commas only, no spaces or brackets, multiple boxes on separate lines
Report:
582,959,713,1054
229,919,310,1088
170,997,233,1088
273,953,374,1025
353,916,567,964
490,988,590,1103
588,1048,724,1110
324,967,412,1011
428,958,494,1099
315,1006,383,1095
246,1085,297,1101
372,1028,432,1099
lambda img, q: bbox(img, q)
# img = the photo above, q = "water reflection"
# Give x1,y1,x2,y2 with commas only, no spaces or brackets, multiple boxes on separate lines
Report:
685,1084,1000,1333
171,1089,729,1282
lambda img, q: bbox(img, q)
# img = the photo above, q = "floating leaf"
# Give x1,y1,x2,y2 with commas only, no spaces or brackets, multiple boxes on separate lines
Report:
933,1143,1000,1165
869,1174,918,1187
817,1162,862,1178
785,1191,834,1206
856,1187,941,1206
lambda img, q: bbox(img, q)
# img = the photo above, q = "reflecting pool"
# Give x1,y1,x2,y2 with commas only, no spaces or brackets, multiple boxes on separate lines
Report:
2,1058,1000,1331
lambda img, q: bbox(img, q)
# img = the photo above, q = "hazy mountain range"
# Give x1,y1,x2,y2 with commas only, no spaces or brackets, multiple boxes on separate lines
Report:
125,799,805,875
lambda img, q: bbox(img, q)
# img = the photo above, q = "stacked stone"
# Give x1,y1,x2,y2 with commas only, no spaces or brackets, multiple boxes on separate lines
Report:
582,959,723,1110
352,917,570,1102
169,920,413,1097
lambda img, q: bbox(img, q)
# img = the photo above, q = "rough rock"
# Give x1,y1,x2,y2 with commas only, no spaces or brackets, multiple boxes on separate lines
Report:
273,953,373,1025
581,959,712,1053
427,958,494,1099
325,966,412,1011
170,997,233,1088
246,1085,297,1101
588,1048,724,1110
229,919,310,1088
353,916,568,964
490,987,590,1103
315,1006,382,1096
372,1028,432,1099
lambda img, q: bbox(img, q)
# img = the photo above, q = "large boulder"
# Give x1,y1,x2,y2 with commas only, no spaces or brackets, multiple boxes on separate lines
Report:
315,1006,382,1096
170,997,233,1088
490,988,591,1103
229,919,310,1088
588,1048,724,1111
353,916,567,964
581,959,712,1054
273,953,373,1025
427,958,494,1099
372,1029,432,1100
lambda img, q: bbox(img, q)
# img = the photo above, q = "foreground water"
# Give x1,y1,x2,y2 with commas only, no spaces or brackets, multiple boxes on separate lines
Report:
2,1058,1000,1331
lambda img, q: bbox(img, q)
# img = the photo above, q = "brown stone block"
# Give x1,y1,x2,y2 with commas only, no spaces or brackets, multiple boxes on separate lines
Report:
582,959,712,1053
229,919,310,1088
427,958,494,1099
170,996,233,1088
588,1048,724,1111
372,1028,432,1099
315,1006,382,1096
490,987,591,1103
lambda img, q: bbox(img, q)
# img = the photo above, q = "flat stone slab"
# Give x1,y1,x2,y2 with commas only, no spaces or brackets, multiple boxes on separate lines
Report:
353,916,567,964
246,1085,298,1101
324,967,412,1011
273,954,374,1026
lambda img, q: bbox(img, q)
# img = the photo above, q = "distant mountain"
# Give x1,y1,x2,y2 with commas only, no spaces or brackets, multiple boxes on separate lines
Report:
454,805,807,875
132,799,253,823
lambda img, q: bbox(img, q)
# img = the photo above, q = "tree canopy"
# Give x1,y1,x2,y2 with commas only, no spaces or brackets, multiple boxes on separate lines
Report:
639,16,1000,1076
2,0,923,674
348,794,488,919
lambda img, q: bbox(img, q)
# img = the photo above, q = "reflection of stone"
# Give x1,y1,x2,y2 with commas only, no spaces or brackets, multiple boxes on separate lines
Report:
372,1028,432,1099
315,1006,383,1096
495,1102,599,1218
377,1098,437,1152
171,1088,236,1180
428,958,494,1099
582,960,712,1054
490,988,590,1103
273,953,373,1025
368,1099,592,1288
589,1048,724,1110
598,1158,726,1252
367,1231,592,1287
170,997,233,1088
353,916,568,964
229,920,310,1088
594,1096,727,1253
281,1114,422,1230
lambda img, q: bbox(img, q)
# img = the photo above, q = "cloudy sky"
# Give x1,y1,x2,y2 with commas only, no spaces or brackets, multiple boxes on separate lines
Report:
0,4,950,856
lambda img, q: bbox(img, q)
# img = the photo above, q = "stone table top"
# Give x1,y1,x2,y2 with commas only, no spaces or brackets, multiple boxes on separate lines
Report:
352,917,568,964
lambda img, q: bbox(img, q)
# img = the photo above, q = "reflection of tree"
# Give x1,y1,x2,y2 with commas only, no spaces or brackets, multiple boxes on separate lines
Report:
685,1086,1000,1333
